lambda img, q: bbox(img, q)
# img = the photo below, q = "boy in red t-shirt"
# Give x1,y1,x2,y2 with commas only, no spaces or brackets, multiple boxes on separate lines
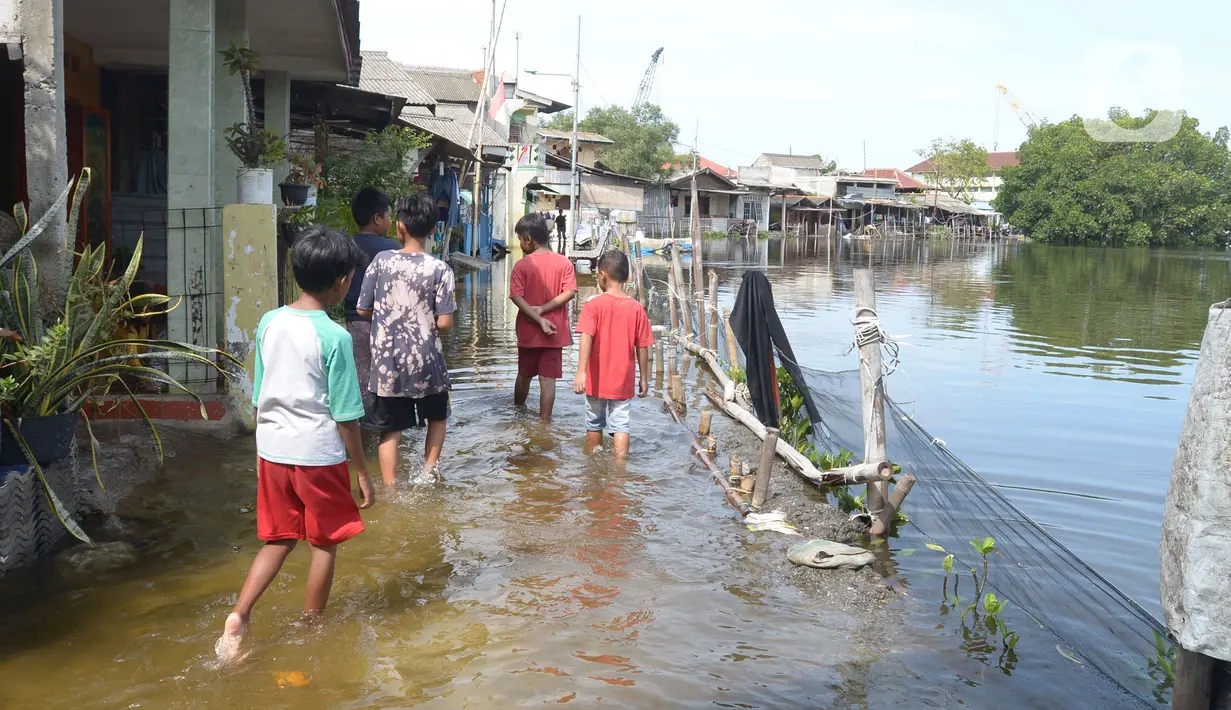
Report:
573,250,654,457
510,213,577,420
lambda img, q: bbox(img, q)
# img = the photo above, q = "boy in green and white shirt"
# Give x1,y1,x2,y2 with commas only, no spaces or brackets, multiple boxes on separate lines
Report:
216,226,375,664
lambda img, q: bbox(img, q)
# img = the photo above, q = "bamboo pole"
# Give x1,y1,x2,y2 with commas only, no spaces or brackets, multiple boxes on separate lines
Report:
707,270,719,354
699,410,713,436
723,307,740,366
739,463,755,493
854,268,890,535
670,243,691,339
818,462,893,487
668,262,679,334
878,473,916,531
654,339,664,376
696,294,708,349
729,455,740,479
670,373,683,404
752,428,779,508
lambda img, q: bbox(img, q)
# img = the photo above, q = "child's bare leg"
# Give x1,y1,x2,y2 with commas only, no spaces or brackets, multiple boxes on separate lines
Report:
538,377,557,420
585,431,603,454
217,539,296,661
378,430,402,486
514,374,532,407
424,419,446,469
613,433,631,458
303,543,338,613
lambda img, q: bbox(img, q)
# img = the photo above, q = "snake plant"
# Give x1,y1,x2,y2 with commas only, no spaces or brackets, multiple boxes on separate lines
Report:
0,168,240,544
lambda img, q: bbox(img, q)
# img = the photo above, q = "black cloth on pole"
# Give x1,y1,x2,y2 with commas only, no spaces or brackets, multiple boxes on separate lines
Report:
729,270,822,430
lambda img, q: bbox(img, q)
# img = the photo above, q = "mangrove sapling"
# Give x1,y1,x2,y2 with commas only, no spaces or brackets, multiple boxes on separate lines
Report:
1147,630,1176,703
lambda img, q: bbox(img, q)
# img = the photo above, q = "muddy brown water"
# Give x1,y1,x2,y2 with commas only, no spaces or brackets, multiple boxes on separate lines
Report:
0,245,1152,708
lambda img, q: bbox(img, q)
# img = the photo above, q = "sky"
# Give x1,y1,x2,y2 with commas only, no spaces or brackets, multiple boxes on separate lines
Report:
360,0,1231,172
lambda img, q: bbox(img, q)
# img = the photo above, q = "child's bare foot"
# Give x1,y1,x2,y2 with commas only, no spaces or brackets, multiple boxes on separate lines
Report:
214,612,249,664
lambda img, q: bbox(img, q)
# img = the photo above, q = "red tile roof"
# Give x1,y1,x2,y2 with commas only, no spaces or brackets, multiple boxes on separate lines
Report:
862,168,927,190
905,151,1019,174
663,156,737,178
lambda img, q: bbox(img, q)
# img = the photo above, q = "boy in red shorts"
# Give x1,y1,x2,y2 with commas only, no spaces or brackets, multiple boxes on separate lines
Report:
510,213,577,420
573,250,654,457
216,226,375,663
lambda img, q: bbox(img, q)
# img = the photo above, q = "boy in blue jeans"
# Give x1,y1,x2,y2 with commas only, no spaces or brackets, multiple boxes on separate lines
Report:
216,226,375,663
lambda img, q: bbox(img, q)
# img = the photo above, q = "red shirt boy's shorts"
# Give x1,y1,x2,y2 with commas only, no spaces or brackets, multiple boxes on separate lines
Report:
517,346,564,379
256,458,364,546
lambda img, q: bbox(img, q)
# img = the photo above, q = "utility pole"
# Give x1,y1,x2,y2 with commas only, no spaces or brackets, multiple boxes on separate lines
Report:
472,0,497,257
568,15,581,259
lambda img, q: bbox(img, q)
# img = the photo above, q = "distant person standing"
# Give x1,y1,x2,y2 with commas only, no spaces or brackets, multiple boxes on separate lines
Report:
555,208,567,244
510,213,577,420
342,188,399,425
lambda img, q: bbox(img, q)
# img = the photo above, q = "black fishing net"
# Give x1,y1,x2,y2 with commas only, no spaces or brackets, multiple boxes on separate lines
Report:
669,289,1167,706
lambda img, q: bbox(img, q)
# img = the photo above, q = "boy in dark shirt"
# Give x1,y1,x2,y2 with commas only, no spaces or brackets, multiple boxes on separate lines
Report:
343,188,401,423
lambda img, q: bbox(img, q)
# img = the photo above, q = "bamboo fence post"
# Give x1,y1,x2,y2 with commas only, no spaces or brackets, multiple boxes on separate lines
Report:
854,268,891,535
729,455,740,479
670,373,683,405
723,307,740,367
670,244,691,339
752,427,779,508
699,410,713,436
696,294,708,349
668,262,679,334
654,339,664,376
708,270,719,355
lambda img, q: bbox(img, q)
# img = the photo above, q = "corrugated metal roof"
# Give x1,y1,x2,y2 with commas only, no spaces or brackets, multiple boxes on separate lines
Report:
862,168,927,190
358,51,435,106
400,65,485,104
538,128,614,144
400,104,503,151
758,153,832,169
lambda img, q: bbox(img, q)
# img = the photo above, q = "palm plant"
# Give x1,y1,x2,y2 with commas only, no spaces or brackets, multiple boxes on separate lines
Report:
0,168,239,543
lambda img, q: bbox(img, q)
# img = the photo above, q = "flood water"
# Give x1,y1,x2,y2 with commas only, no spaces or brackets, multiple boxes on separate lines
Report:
1,237,1220,709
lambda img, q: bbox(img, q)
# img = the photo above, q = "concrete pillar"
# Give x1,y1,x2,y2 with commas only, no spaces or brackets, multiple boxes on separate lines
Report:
167,0,217,386
213,0,247,207
263,70,291,185
222,203,277,430
20,0,68,312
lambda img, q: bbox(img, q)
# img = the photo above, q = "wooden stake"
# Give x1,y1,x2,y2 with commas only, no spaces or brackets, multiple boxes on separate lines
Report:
654,339,665,376
699,410,713,436
854,268,890,535
696,294,708,349
708,270,719,354
668,263,679,334
729,455,740,480
670,244,691,338
752,428,779,508
1173,648,1215,710
723,306,740,366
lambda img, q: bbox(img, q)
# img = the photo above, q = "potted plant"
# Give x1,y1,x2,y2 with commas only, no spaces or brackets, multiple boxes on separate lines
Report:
0,168,238,544
219,41,286,204
280,153,325,207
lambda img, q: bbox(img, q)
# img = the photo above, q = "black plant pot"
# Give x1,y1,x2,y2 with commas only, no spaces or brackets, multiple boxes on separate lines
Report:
0,412,78,466
279,183,311,207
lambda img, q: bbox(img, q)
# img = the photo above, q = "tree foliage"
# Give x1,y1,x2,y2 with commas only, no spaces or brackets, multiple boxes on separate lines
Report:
810,154,838,174
995,110,1231,247
918,138,989,200
314,126,433,233
546,104,679,179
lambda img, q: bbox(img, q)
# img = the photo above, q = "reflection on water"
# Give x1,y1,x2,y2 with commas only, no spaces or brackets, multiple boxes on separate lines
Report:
0,240,1192,709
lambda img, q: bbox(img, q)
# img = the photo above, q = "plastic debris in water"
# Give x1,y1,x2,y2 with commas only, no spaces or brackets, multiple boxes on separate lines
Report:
1056,644,1084,665
274,671,311,688
745,511,799,535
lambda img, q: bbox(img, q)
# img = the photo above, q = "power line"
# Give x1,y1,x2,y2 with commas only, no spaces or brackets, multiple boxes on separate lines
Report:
578,58,608,107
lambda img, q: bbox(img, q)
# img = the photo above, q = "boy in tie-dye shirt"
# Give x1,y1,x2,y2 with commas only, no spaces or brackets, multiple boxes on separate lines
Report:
356,193,456,486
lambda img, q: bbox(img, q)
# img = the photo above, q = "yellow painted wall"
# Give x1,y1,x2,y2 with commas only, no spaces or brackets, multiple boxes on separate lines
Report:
222,204,278,431
64,33,100,106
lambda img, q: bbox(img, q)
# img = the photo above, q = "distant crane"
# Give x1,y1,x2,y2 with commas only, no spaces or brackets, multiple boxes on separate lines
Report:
632,47,664,109
993,84,1040,150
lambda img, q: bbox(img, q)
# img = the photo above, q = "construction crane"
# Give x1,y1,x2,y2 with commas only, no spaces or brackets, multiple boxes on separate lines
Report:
994,84,1039,150
632,47,664,109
